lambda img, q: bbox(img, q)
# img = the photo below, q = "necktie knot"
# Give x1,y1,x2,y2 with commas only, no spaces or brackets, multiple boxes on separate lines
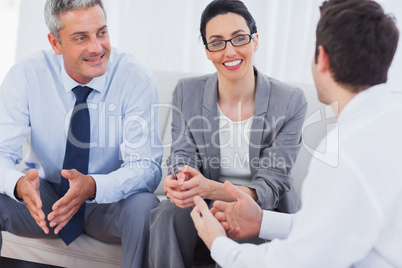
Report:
72,86,92,103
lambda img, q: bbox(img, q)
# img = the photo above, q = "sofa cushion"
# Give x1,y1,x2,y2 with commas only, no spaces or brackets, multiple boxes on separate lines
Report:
2,232,121,267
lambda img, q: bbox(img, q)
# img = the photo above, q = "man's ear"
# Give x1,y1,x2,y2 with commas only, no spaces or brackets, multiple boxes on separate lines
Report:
317,45,330,73
48,33,62,55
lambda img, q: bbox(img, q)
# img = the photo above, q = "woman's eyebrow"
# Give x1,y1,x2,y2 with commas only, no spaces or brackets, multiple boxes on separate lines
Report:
208,29,246,41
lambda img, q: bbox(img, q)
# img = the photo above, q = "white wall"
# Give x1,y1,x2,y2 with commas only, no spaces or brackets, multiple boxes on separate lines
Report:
2,0,402,90
0,0,20,83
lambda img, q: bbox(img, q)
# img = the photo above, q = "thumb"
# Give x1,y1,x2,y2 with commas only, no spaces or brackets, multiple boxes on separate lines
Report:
61,169,73,180
178,165,200,177
193,196,210,215
223,180,246,201
26,169,39,181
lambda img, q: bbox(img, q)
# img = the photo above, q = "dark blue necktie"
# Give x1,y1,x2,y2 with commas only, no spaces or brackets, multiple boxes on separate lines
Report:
59,86,92,245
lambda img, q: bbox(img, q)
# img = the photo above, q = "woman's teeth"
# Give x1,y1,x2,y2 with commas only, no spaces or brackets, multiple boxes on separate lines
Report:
224,60,242,67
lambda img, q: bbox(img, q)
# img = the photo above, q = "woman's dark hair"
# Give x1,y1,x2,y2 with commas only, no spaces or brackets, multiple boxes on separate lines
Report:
200,0,257,46
315,0,399,90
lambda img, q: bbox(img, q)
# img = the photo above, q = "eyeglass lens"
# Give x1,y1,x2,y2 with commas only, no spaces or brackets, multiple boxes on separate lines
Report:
207,34,252,52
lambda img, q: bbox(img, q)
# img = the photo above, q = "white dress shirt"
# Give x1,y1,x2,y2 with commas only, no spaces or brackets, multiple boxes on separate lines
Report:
211,84,402,267
0,48,162,204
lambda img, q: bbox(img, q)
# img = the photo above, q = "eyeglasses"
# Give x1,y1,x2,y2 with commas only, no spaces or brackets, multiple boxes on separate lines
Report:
205,33,256,52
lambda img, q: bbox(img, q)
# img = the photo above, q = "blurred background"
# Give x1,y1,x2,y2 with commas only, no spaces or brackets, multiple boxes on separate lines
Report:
1,0,402,90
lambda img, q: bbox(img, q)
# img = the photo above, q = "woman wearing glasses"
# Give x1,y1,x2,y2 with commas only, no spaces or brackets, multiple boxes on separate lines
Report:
149,0,307,267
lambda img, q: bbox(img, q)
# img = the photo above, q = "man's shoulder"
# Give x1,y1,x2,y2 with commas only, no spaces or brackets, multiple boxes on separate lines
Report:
11,49,60,74
107,48,154,82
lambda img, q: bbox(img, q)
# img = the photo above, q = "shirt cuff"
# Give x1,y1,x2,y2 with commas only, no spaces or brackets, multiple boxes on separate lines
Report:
4,169,25,202
90,174,108,203
211,236,240,267
259,210,293,240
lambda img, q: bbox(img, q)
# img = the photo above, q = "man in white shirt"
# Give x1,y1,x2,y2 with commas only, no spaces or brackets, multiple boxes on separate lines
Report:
190,0,402,267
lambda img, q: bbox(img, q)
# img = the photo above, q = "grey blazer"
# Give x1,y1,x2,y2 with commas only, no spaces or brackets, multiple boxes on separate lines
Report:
168,68,307,213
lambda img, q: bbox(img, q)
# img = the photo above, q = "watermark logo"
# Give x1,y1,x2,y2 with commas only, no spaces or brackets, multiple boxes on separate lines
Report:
62,101,339,168
302,102,339,167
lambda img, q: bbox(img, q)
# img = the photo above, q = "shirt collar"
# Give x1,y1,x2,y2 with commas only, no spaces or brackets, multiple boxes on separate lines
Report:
60,57,106,93
338,83,389,123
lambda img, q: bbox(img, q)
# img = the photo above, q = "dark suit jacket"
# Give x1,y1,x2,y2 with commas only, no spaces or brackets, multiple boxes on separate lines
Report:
168,68,307,213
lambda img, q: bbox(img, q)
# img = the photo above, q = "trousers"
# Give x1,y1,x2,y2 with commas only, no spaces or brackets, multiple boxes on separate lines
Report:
149,199,267,268
0,179,159,268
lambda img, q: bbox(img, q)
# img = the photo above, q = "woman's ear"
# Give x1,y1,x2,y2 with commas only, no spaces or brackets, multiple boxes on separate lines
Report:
252,33,259,52
205,48,212,60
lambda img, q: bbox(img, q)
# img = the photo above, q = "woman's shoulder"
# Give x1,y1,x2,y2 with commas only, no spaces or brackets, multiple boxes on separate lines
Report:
174,72,217,97
258,71,306,102
177,73,215,87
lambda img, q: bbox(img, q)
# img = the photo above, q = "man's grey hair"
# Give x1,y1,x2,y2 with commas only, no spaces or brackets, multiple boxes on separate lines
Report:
44,0,106,41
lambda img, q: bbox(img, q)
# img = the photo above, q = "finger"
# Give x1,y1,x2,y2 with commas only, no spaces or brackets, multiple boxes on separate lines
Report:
176,172,186,186
34,193,43,210
49,202,76,229
26,201,48,234
37,211,49,234
227,227,241,240
49,194,71,219
178,165,200,177
179,177,200,191
164,174,173,185
190,204,203,222
168,186,196,201
210,206,218,216
176,201,195,209
224,181,246,201
54,219,69,235
28,203,43,222
213,200,228,212
177,172,190,181
164,176,178,190
26,182,43,210
23,183,43,214
53,208,76,234
52,197,63,211
169,195,195,209
193,196,210,216
214,211,227,222
192,204,201,214
221,221,229,231
51,190,81,216
36,219,49,234
164,175,181,188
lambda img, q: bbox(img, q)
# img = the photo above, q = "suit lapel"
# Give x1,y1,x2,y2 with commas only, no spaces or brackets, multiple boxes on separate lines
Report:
202,74,220,181
249,69,271,177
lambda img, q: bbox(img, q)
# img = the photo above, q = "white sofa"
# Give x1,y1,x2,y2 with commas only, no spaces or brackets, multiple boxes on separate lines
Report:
1,70,331,267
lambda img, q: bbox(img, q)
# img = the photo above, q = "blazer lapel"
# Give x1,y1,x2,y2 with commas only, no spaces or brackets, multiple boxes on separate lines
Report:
249,68,271,177
202,74,221,181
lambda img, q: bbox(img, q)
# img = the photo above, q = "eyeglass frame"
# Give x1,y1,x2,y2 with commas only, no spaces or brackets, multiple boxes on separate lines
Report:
205,33,257,52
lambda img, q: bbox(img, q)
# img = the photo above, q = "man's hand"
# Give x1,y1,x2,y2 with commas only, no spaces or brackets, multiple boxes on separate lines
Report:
211,181,263,240
191,196,226,250
48,169,96,234
15,169,49,234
